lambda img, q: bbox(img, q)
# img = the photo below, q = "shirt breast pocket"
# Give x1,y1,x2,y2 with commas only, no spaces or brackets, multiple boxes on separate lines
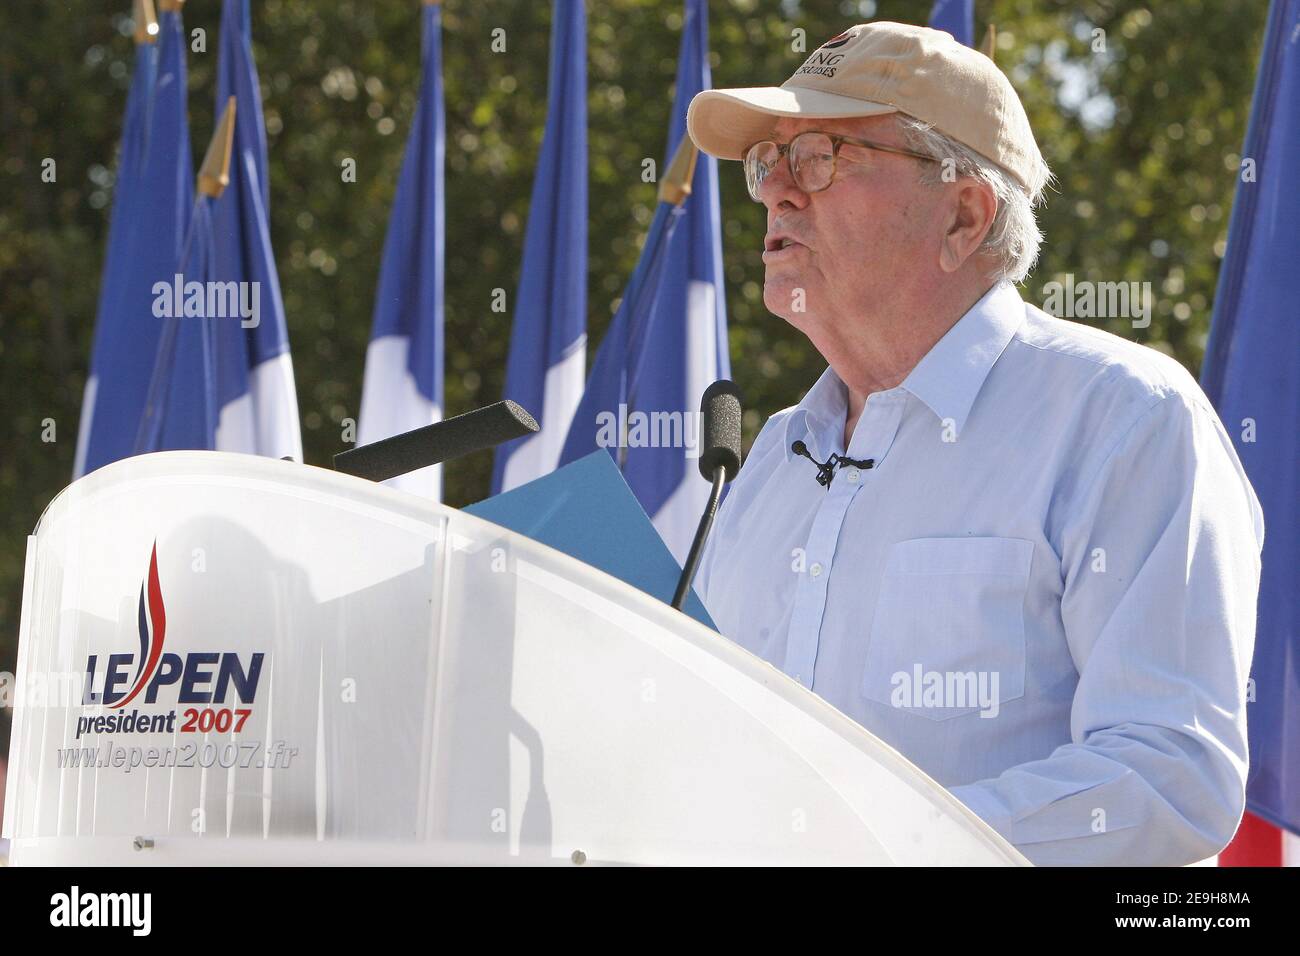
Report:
863,536,1033,720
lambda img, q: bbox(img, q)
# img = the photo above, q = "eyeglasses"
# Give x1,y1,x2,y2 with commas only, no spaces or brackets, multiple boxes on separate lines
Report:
742,130,939,202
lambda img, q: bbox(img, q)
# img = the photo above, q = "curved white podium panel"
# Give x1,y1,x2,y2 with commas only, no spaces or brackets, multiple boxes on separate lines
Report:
4,452,1025,866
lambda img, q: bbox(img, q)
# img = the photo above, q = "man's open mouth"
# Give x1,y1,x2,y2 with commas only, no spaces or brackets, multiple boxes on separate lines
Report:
764,235,804,252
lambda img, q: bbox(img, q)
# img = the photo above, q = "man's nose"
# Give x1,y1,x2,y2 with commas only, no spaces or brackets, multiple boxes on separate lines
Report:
758,154,809,212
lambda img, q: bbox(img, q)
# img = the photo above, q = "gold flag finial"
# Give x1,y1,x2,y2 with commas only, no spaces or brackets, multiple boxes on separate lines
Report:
658,136,699,207
198,97,237,198
133,0,160,44
159,0,187,12
980,24,997,62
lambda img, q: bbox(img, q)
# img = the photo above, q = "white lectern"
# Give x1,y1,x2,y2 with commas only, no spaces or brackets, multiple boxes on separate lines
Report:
3,452,1026,865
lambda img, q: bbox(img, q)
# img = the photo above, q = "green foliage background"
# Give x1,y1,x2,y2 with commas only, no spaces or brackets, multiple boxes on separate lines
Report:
0,0,1270,686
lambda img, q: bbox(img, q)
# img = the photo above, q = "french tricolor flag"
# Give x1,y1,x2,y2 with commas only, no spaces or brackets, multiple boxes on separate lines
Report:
927,0,974,46
357,0,446,499
619,0,731,564
74,0,188,477
206,0,301,461
1201,0,1300,867
492,0,588,494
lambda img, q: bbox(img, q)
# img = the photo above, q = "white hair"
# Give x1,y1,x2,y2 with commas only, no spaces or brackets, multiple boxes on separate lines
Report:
895,114,1051,285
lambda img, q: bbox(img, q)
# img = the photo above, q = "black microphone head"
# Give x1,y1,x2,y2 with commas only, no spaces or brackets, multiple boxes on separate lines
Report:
699,379,743,482
791,440,808,457
500,399,540,435
334,400,539,482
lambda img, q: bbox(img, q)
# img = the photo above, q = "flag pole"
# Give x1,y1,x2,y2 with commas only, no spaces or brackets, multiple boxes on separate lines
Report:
132,0,160,44
980,24,997,61
657,134,699,207
197,96,236,198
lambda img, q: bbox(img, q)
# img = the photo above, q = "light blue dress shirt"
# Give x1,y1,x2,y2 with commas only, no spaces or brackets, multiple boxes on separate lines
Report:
695,281,1264,866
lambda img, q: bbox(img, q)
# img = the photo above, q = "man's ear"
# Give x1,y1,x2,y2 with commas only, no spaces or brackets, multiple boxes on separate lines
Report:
938,180,997,273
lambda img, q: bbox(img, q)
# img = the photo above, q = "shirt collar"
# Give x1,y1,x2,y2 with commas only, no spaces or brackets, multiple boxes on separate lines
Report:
899,280,1024,436
782,281,1025,462
781,366,847,462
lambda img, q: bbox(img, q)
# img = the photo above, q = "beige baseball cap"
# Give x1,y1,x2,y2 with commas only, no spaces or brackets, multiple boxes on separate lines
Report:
687,21,1045,193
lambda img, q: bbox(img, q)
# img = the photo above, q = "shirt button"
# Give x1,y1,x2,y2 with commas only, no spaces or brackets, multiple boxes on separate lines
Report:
845,467,860,483
809,562,823,577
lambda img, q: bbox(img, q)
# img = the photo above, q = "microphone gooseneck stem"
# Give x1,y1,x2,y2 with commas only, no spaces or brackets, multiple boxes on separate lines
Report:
672,466,727,611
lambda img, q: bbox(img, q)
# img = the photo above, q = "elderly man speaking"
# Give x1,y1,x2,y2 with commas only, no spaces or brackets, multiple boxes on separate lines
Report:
686,22,1263,866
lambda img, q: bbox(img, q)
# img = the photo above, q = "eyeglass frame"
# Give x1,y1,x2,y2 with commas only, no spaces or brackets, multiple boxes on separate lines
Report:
742,130,941,201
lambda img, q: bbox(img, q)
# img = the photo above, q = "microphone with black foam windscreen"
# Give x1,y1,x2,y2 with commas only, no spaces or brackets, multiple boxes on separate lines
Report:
334,400,538,483
672,380,743,611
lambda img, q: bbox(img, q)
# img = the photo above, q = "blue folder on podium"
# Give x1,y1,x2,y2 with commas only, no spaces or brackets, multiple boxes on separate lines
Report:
465,451,717,630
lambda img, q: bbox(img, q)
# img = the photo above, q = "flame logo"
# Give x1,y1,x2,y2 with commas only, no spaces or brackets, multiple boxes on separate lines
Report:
111,542,167,709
